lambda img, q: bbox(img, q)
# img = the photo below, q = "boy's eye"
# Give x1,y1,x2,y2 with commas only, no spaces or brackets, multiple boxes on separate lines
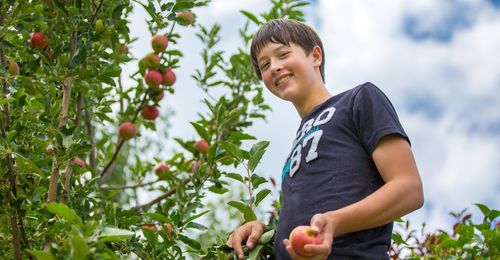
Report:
279,52,289,58
260,62,269,70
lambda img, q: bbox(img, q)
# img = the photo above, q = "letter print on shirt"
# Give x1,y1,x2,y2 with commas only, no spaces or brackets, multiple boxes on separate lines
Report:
282,106,336,179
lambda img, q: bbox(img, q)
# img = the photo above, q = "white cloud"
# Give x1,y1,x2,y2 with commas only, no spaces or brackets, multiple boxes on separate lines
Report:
125,0,500,235
317,0,500,232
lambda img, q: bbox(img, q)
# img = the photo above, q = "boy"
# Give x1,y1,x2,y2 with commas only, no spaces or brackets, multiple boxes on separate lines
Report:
227,19,424,259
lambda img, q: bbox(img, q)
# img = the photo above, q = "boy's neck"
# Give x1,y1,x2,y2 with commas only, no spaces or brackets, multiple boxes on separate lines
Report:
293,84,332,118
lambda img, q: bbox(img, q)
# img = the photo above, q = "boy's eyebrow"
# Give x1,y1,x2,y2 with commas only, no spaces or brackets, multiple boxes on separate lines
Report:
257,44,289,63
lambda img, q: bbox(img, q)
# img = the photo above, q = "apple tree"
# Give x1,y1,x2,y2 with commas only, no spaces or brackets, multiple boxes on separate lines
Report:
0,0,310,259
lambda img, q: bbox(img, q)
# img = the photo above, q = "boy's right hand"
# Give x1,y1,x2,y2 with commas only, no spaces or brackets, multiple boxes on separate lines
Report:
226,221,266,260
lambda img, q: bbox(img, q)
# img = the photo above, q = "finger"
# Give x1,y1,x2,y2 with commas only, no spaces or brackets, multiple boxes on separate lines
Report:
303,243,330,256
246,225,263,249
310,214,327,233
283,239,302,259
230,235,244,259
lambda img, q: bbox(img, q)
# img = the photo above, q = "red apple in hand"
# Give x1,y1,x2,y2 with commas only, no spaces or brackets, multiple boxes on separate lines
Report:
119,122,136,140
151,35,168,53
142,105,159,120
194,139,209,154
289,225,323,257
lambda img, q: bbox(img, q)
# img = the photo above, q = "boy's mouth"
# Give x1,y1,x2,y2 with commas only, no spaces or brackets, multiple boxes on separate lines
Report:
275,74,292,87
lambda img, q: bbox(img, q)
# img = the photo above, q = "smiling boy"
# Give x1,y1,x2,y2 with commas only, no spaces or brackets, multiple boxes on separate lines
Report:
227,19,424,259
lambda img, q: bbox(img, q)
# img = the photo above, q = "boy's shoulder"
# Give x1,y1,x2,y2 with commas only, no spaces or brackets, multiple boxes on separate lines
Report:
333,81,381,101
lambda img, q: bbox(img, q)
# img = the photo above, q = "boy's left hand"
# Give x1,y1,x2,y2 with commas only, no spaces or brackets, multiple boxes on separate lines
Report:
283,213,335,259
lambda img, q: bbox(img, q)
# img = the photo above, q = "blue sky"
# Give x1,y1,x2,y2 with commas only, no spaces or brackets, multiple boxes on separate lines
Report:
126,0,500,236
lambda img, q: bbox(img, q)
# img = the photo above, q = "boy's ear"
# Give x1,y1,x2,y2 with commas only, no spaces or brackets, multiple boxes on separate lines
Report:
311,45,322,67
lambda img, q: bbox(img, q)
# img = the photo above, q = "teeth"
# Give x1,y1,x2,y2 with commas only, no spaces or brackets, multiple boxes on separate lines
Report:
276,75,290,86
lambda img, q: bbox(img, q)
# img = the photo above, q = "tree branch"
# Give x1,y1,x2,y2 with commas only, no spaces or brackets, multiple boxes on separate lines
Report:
101,179,161,190
134,178,191,210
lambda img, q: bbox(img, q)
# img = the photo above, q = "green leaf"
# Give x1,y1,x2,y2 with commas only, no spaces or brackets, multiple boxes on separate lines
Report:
178,234,201,250
183,210,210,226
225,173,244,183
228,132,256,141
144,213,170,223
220,141,243,161
190,122,210,144
97,227,134,242
257,229,275,244
475,203,491,217
391,233,407,245
71,232,89,260
26,250,55,260
172,1,195,12
103,65,122,77
248,148,266,172
250,141,269,155
254,189,271,206
227,201,257,221
240,10,261,26
0,97,14,105
209,185,229,194
46,203,83,227
251,175,268,189
13,152,43,176
248,244,264,260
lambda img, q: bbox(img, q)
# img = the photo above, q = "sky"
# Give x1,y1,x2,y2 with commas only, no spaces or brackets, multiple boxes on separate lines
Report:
124,0,500,235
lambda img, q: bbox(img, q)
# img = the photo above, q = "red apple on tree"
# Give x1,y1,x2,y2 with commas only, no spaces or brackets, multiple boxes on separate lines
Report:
159,223,173,236
8,60,19,75
188,161,202,173
46,144,54,156
194,139,209,154
142,105,159,120
144,70,163,87
176,11,194,26
116,44,129,53
162,69,176,86
289,225,323,257
151,34,168,53
119,122,137,140
154,162,170,177
73,157,86,168
143,53,160,69
30,32,48,49
142,223,157,231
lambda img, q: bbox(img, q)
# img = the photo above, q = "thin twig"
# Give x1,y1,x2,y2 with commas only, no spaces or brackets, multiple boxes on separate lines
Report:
134,178,191,210
101,179,161,190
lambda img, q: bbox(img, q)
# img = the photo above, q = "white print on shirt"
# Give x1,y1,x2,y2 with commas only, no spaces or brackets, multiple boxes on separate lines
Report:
283,106,336,179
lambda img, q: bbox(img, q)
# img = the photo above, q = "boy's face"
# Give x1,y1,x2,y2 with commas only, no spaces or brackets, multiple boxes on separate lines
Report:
256,42,321,103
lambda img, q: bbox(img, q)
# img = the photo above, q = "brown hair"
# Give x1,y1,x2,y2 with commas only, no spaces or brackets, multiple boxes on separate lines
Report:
250,19,325,82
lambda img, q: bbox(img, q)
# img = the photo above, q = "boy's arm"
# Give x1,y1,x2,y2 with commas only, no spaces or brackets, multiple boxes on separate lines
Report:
284,134,424,258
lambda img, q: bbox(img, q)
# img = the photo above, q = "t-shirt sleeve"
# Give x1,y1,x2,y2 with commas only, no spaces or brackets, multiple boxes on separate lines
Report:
352,82,410,155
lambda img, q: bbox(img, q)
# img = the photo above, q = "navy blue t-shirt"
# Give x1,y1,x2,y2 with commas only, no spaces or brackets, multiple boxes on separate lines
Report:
274,82,409,259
